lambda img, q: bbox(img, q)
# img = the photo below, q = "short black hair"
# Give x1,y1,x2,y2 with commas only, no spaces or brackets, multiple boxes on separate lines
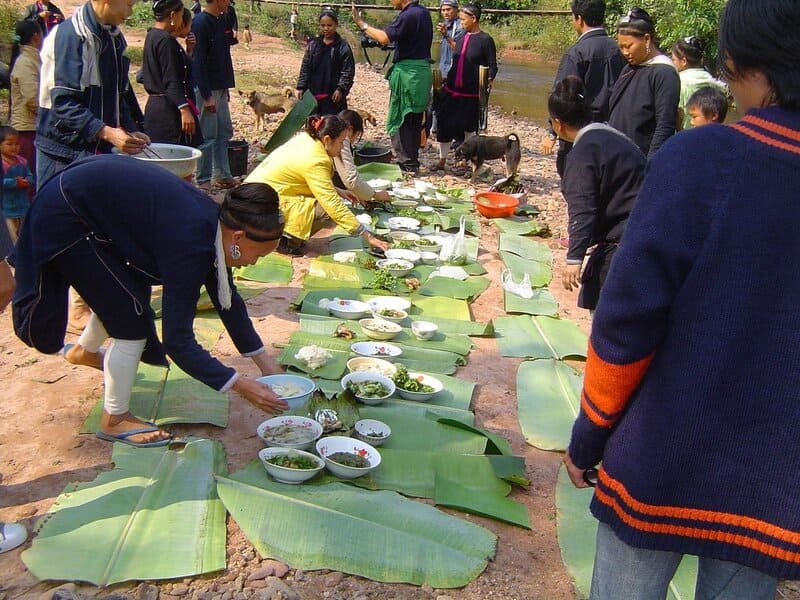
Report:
686,86,728,123
548,75,592,129
717,0,800,110
305,114,348,141
0,125,20,145
220,183,284,242
337,109,363,133
570,0,605,27
672,35,705,68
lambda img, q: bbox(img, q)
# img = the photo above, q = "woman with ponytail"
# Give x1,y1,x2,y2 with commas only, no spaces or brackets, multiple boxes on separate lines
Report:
9,19,43,171
671,35,727,129
549,75,646,311
245,114,389,256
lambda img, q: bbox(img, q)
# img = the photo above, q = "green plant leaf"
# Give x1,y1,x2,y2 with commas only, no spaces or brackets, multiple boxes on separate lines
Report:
494,316,587,360
218,462,496,588
234,254,293,284
499,251,553,288
434,418,515,456
419,275,491,302
504,289,559,316
499,234,553,263
517,359,582,451
278,345,350,379
434,474,531,529
261,90,317,156
491,217,547,236
22,440,227,586
356,162,403,181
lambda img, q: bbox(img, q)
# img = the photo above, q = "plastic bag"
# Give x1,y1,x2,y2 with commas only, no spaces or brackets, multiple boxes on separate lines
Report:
501,269,533,299
439,215,467,265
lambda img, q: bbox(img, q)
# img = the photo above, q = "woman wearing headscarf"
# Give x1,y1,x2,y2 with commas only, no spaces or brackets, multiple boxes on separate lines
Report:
296,7,355,116
11,155,289,447
607,7,680,158
433,3,497,171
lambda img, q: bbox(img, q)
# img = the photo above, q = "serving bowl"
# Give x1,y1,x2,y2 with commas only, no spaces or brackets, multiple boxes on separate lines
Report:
387,231,420,243
395,372,443,402
350,341,402,361
257,415,324,450
346,356,398,378
117,143,203,180
391,198,419,209
414,180,436,195
366,296,412,312
370,306,408,324
359,318,402,341
316,436,382,479
411,320,439,340
366,178,392,191
391,186,421,200
419,251,439,265
414,236,443,253
384,248,420,264
354,419,392,447
327,298,371,320
387,217,421,231
258,447,325,484
255,374,316,410
341,371,396,405
415,205,435,215
473,191,520,218
375,258,414,277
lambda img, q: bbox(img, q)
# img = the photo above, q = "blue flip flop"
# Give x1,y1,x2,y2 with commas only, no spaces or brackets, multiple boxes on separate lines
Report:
96,426,173,448
59,343,106,370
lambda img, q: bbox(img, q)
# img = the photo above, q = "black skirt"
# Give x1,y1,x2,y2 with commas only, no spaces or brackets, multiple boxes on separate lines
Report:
144,96,203,147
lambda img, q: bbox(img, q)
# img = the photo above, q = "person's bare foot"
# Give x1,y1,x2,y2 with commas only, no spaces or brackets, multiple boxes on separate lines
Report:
67,304,91,334
99,411,172,446
65,344,105,371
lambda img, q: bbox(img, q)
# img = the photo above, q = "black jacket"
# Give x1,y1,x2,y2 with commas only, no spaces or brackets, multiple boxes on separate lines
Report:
23,1,65,36
297,34,355,98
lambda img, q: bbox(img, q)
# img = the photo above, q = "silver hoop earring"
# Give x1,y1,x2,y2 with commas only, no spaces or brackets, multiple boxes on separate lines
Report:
230,244,241,260
170,19,174,27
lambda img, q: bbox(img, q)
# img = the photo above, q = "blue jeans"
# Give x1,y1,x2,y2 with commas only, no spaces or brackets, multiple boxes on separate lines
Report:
36,149,72,191
195,88,233,183
591,522,778,600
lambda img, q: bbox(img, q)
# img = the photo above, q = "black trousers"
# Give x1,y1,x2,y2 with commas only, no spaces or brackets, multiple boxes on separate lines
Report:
390,111,423,172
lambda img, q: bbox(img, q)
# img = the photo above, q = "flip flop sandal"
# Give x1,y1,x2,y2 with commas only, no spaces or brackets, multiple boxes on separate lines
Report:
0,522,28,553
96,426,173,448
59,343,106,371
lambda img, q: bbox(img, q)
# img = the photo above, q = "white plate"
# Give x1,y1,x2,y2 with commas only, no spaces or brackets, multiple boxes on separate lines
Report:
350,341,403,361
327,299,371,319
366,296,412,312
384,249,420,264
430,266,469,281
366,178,391,190
387,217,421,231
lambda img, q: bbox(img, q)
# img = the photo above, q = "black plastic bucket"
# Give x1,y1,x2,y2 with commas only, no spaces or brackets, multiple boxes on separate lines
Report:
228,140,249,177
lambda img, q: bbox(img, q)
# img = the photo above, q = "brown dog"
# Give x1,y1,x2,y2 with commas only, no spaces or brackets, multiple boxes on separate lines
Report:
238,87,297,130
354,108,377,127
454,133,521,181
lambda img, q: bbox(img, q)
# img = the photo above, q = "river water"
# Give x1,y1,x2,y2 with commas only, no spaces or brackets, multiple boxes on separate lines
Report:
490,57,557,128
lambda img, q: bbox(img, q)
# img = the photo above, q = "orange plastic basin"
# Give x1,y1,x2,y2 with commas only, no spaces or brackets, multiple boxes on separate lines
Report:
474,192,520,218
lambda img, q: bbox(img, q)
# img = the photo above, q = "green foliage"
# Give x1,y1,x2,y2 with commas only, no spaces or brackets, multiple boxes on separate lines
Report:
0,3,19,61
125,1,155,30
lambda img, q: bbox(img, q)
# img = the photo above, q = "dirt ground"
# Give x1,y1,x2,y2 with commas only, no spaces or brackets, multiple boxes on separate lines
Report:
2,5,593,599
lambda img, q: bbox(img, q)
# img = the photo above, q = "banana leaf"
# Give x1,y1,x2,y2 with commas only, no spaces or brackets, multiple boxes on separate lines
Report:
234,254,293,284
218,462,496,588
192,314,227,348
261,90,317,155
329,236,365,253
407,314,491,336
433,418,514,456
486,455,530,487
492,217,547,236
419,275,491,302
517,359,582,451
278,345,350,379
499,251,553,288
494,315,588,360
356,162,403,181
81,363,229,433
556,465,698,599
308,257,373,286
434,474,531,529
196,282,268,312
409,294,471,321
302,274,364,290
437,213,481,237
23,440,227,586
360,406,484,453
499,234,553,264
504,289,559,316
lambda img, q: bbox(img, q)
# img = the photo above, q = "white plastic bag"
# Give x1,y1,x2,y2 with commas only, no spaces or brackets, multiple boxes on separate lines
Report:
501,269,533,299
439,215,467,265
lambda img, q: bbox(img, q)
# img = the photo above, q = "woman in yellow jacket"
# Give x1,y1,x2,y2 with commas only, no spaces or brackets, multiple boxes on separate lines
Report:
246,115,388,256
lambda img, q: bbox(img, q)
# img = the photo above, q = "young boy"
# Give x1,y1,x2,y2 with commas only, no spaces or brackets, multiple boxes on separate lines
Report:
686,86,729,127
1,126,34,241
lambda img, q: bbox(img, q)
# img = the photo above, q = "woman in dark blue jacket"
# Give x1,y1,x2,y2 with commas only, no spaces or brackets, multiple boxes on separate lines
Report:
11,155,289,447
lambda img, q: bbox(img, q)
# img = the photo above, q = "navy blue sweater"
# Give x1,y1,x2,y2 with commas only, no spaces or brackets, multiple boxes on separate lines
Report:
191,9,235,100
569,107,800,578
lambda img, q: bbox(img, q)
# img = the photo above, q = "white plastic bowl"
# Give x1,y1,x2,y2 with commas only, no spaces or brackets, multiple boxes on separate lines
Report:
414,180,436,195
387,231,420,243
255,374,316,410
391,199,419,209
346,356,398,378
384,249,421,264
118,143,202,179
350,341,402,361
414,236,443,253
341,371,396,405
419,251,439,265
315,436,382,479
257,416,324,450
387,217,421,231
395,372,443,402
366,296,412,312
366,178,391,191
359,318,402,341
258,447,325,484
327,299,370,320
376,258,414,277
411,320,439,340
354,419,392,447
370,307,408,324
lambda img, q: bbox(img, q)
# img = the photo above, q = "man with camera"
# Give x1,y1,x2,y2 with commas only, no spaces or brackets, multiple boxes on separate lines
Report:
352,0,432,175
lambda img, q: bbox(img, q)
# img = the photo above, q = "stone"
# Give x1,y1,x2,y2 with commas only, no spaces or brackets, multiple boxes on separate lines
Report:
421,584,434,595
292,570,304,582
220,593,233,600
170,585,189,597
247,580,267,590
247,566,272,582
135,583,159,600
263,559,289,578
253,577,300,600
324,572,344,588
436,595,455,600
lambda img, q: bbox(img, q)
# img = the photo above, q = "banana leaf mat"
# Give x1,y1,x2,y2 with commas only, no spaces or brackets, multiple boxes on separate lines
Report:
499,234,553,264
234,254,293,284
80,363,229,433
22,439,227,586
494,315,588,360
278,345,351,380
261,90,317,155
491,217,548,236
356,162,403,181
499,251,553,288
418,274,491,302
504,289,559,316
218,462,497,588
434,474,531,529
151,282,268,318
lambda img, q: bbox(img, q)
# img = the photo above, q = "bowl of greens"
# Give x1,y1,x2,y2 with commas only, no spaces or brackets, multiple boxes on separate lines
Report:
341,371,396,405
370,306,408,324
257,415,324,450
359,318,402,341
392,365,443,401
354,419,391,447
315,436,382,479
375,258,414,277
258,447,325,484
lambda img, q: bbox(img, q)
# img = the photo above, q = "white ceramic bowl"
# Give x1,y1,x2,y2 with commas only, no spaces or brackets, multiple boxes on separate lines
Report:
327,298,370,320
414,180,436,195
350,341,403,361
366,296,412,313
257,416,324,450
359,318,402,341
258,447,325,484
370,307,408,324
387,217,421,231
315,436,382,479
414,236,443,253
387,231,420,243
118,143,202,179
419,251,439,265
415,205,435,215
341,371,396,405
384,248,421,264
391,198,419,209
376,258,414,277
346,356,398,378
411,320,439,341
255,374,316,410
354,419,392,447
392,186,421,200
395,372,443,402
366,178,391,191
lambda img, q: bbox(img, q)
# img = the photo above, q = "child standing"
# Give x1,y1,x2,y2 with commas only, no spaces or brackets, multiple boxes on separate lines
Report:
242,24,252,49
685,86,728,127
1,126,34,241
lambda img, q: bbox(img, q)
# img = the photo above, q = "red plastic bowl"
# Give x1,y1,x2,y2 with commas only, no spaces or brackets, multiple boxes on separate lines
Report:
473,192,520,218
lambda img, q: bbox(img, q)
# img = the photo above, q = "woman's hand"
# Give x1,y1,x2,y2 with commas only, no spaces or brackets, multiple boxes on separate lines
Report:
372,190,391,203
185,31,196,56
365,233,389,253
180,106,196,135
562,263,581,291
232,376,289,414
101,126,148,154
339,189,360,204
351,3,361,27
541,135,556,156
331,89,343,104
